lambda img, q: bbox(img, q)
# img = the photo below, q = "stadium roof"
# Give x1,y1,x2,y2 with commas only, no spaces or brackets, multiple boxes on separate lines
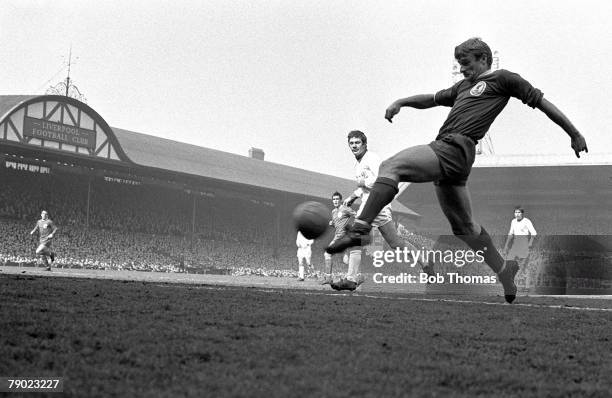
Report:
111,127,418,216
0,95,33,121
112,127,350,196
0,95,418,217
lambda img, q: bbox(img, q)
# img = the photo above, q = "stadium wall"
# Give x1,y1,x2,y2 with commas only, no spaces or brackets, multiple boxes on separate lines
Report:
396,163,612,294
397,164,612,236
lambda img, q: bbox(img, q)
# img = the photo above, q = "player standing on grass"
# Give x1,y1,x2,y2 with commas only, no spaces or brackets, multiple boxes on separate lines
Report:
326,37,588,303
503,206,537,280
321,191,360,286
30,210,57,271
296,230,314,281
331,130,432,291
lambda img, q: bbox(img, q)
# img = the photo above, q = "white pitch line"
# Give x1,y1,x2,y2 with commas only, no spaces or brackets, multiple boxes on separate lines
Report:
355,294,612,313
180,284,612,313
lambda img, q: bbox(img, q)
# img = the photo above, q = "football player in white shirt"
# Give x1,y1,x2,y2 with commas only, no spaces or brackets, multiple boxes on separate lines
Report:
331,130,432,291
503,207,537,273
296,231,314,281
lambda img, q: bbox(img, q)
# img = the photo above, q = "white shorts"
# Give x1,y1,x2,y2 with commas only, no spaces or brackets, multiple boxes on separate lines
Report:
297,248,312,263
506,237,529,260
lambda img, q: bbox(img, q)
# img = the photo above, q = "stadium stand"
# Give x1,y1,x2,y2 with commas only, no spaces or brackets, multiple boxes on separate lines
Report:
2,95,417,276
0,167,324,274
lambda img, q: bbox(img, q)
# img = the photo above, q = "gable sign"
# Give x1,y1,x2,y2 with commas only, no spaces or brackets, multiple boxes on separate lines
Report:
23,116,96,149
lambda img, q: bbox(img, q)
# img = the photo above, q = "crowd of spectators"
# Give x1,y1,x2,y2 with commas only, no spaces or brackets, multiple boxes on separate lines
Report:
0,168,320,274
0,216,307,273
0,168,286,243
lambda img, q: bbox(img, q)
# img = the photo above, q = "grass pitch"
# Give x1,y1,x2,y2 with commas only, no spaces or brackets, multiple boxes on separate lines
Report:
1,273,611,397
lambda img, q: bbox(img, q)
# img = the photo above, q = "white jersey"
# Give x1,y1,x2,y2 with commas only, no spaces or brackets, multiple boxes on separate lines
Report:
353,150,398,227
507,217,536,259
508,218,537,236
352,151,381,203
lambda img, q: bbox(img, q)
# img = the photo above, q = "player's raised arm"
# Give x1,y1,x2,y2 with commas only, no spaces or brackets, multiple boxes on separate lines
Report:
385,94,438,122
536,97,588,158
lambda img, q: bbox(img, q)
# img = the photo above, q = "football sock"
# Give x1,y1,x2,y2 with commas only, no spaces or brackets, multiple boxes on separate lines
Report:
324,257,332,274
298,264,305,279
356,178,399,225
346,249,362,282
456,226,504,273
347,259,355,281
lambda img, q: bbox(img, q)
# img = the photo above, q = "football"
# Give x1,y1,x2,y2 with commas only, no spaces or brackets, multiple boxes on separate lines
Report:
293,201,331,239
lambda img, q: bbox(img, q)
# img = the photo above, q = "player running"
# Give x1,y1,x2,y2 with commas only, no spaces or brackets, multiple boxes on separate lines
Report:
326,38,587,303
30,210,58,271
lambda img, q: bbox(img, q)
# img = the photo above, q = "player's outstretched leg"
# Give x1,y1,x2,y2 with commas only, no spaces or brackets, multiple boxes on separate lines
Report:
457,228,518,303
436,184,518,303
328,145,442,254
326,178,399,254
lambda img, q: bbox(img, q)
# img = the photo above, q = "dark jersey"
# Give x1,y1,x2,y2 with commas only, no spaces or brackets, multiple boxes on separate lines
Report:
332,205,355,239
434,69,543,142
36,219,57,243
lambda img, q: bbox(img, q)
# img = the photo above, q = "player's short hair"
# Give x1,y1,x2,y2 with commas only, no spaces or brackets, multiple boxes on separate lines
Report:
347,130,367,145
455,37,493,68
332,191,342,200
514,206,524,214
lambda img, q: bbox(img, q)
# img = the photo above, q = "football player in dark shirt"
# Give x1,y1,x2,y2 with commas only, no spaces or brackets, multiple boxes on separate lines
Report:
322,192,355,285
30,210,58,271
326,37,588,303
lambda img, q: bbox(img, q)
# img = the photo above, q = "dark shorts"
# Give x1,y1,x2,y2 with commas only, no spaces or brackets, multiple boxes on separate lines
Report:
38,240,52,248
429,133,476,186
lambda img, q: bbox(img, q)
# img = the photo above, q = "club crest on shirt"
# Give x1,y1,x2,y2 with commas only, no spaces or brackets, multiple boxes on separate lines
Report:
470,81,487,96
